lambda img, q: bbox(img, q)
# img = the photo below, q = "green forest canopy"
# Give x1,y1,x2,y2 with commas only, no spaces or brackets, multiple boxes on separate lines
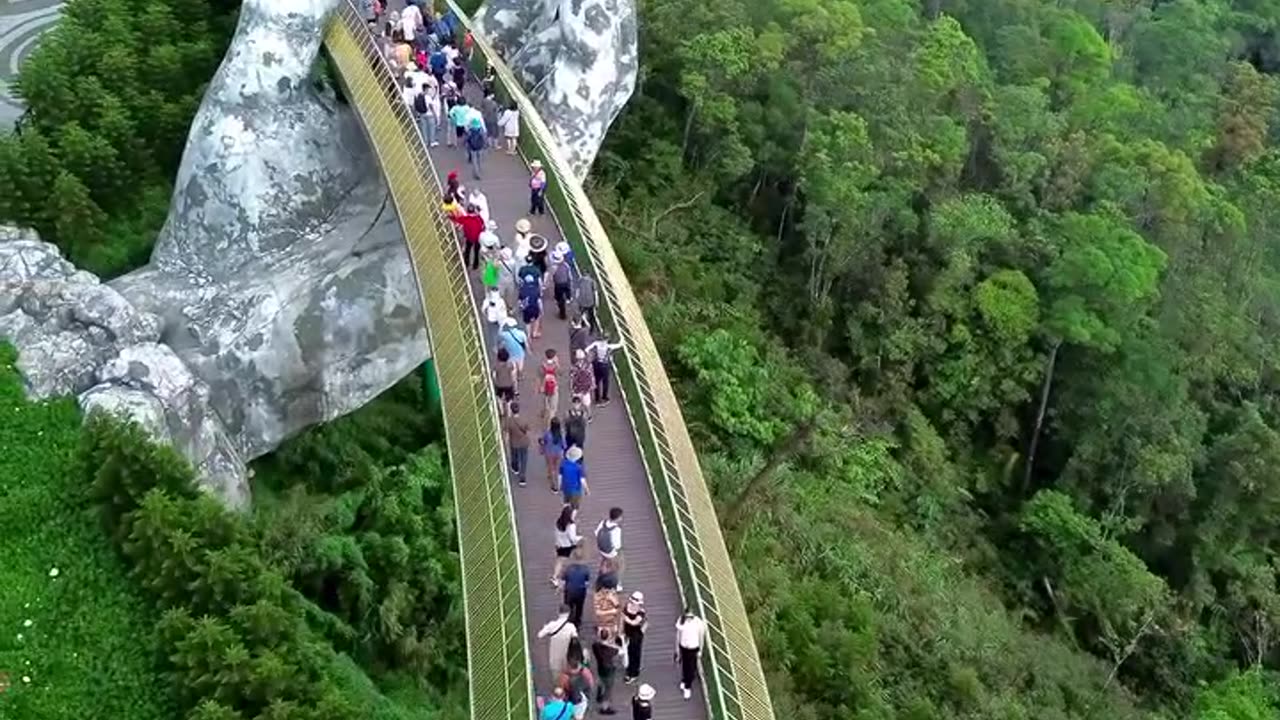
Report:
7,0,1280,717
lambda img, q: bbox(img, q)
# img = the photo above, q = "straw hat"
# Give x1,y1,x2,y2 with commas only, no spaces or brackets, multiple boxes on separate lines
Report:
529,234,547,252
637,684,655,701
566,446,583,462
515,218,532,233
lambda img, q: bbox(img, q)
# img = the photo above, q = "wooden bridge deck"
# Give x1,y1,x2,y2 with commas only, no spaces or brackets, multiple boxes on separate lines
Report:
422,72,706,719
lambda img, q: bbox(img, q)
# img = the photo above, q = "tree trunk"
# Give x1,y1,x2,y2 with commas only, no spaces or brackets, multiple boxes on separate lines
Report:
724,417,818,533
680,106,697,162
1022,340,1061,493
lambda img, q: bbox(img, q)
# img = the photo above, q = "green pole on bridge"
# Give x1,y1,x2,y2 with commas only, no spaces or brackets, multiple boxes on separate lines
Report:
422,357,441,413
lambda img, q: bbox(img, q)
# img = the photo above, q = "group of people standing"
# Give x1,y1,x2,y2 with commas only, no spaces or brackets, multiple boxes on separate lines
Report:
541,503,709,719
379,0,522,179
365,4,709,717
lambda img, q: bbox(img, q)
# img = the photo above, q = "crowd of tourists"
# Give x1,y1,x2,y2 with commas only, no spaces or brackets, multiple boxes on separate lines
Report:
364,3,709,717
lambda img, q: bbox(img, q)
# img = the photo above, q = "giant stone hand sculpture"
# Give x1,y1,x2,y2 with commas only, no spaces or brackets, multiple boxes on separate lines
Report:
2,0,640,508
1,0,426,508
474,0,638,180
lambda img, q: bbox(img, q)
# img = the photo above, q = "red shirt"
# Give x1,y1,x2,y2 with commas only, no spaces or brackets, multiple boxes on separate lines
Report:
450,212,484,243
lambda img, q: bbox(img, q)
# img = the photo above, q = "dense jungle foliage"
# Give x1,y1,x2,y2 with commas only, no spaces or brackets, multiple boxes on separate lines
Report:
80,374,466,720
0,0,239,276
582,0,1280,717
8,0,1280,716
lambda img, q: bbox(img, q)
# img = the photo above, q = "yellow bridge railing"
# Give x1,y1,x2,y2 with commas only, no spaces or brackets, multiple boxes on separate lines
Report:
323,7,533,720
444,6,777,720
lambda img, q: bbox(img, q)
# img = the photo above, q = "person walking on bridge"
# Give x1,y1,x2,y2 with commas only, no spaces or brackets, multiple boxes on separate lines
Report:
448,96,472,150
500,101,521,155
565,396,588,450
595,507,624,589
537,605,578,683
586,335,623,407
560,546,591,628
621,591,647,684
592,626,625,715
552,503,581,584
540,687,572,720
530,159,549,215
675,609,707,701
465,117,487,180
559,445,589,508
498,317,528,382
576,273,600,334
542,416,567,491
570,350,596,422
504,401,532,486
447,204,484,270
541,348,561,420
631,684,655,720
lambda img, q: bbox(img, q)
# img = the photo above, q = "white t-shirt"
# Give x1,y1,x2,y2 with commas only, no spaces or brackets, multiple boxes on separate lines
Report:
499,109,520,138
676,616,706,650
469,191,490,222
586,340,622,364
401,86,417,108
595,520,622,558
483,294,507,324
400,4,421,39
406,69,431,92
479,229,501,252
554,522,581,549
443,45,460,64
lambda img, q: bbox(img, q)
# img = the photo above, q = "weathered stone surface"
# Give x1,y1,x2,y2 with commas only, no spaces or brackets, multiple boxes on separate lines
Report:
475,0,638,180
0,0,431,508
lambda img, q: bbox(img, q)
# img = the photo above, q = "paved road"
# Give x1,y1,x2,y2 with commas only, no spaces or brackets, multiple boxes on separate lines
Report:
0,0,63,126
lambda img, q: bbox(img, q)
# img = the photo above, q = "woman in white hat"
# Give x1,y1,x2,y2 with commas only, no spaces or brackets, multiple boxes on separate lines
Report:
631,684,655,720
514,217,533,265
621,591,647,684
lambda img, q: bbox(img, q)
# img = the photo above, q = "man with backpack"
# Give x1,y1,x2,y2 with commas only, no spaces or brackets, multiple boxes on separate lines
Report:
551,250,574,320
585,336,624,407
595,507,624,590
465,118,487,179
519,270,543,339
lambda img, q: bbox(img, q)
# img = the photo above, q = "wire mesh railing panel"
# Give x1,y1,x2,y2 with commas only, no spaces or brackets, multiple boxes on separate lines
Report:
323,10,532,720
438,5,776,720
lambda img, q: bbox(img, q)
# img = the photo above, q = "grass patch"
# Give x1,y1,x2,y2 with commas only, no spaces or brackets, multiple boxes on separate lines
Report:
0,344,172,720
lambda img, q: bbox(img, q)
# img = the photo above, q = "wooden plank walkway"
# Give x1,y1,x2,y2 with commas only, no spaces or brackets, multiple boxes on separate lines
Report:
417,72,708,718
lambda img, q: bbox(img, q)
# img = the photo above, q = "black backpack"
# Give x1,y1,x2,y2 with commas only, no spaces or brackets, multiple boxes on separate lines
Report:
467,126,486,151
413,92,429,115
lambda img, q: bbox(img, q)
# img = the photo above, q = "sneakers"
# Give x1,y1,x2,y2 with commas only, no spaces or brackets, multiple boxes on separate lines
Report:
682,686,691,700
598,400,611,407
518,478,527,487
624,677,637,685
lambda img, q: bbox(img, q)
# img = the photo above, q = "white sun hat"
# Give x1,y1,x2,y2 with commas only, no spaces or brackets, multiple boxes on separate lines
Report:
638,684,655,701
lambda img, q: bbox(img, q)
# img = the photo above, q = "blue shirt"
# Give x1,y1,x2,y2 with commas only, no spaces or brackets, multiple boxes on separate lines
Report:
449,103,470,128
560,459,585,496
500,327,527,361
541,699,572,720
563,563,590,594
